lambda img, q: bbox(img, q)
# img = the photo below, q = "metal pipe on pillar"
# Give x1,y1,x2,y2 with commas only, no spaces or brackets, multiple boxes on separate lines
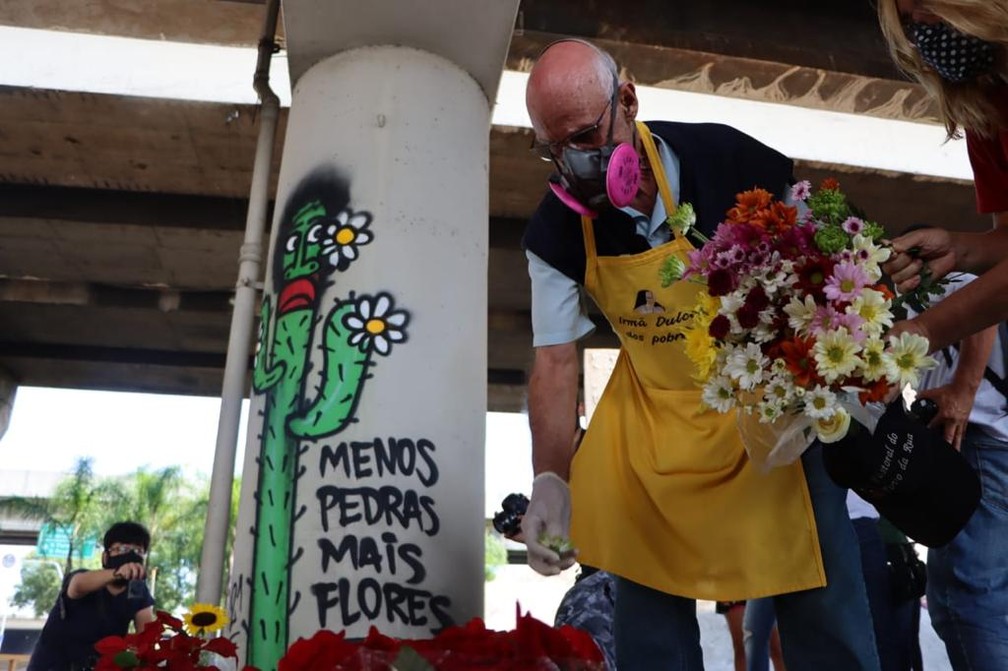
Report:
224,2,519,668
196,0,281,606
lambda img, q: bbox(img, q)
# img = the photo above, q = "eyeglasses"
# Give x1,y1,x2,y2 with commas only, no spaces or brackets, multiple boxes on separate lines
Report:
530,73,620,162
107,543,147,556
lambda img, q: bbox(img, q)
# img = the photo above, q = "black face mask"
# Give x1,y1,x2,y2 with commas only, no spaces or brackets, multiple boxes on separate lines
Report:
105,551,144,571
908,21,997,83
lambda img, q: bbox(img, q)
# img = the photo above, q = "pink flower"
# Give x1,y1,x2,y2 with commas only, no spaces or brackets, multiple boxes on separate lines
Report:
790,180,812,202
810,304,843,334
836,311,867,342
824,261,870,302
841,216,865,235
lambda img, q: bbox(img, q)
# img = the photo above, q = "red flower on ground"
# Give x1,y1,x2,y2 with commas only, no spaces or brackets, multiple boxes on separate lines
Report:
277,629,358,671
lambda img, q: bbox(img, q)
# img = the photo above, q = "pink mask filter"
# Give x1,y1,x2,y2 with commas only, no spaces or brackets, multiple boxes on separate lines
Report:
549,181,598,218
606,143,640,208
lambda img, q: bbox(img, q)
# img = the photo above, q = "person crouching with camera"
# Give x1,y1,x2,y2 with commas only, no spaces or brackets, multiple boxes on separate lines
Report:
28,521,155,671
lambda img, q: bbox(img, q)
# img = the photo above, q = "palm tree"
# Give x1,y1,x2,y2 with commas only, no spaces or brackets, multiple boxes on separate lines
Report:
0,457,118,573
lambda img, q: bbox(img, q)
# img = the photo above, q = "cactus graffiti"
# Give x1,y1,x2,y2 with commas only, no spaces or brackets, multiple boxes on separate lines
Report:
245,172,411,670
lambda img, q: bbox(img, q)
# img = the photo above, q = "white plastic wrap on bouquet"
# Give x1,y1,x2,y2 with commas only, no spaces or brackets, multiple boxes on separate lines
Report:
200,651,238,671
736,393,886,471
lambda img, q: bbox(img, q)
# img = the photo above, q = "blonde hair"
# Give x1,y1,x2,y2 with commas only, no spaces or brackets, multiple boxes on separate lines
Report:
878,0,1008,138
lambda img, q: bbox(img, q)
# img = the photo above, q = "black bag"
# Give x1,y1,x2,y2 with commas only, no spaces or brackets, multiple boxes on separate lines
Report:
885,541,927,603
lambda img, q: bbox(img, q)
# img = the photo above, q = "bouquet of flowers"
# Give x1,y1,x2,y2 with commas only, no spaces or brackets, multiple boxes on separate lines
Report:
667,178,937,468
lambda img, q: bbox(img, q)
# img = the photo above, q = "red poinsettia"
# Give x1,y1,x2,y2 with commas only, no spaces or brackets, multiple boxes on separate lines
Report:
94,610,238,671
259,607,604,671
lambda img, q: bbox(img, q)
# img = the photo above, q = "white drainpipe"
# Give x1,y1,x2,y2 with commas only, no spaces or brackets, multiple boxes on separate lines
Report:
196,0,281,606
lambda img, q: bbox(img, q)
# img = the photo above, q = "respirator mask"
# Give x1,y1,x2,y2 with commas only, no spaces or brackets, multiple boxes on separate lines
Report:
538,72,641,217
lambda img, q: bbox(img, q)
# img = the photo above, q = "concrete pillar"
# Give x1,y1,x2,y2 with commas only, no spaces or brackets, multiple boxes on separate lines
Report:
224,3,518,668
0,367,17,441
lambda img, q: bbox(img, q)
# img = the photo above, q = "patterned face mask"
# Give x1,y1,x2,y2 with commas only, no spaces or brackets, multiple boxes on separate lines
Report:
907,21,997,83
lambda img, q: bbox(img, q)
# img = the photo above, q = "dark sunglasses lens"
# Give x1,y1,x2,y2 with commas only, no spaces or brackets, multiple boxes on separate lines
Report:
530,141,555,162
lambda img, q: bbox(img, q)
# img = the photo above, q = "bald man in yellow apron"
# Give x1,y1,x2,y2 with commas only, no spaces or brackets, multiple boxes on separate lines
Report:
519,40,881,670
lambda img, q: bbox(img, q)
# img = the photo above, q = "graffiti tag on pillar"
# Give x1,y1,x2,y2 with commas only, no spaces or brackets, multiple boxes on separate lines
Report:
311,437,453,631
244,170,411,670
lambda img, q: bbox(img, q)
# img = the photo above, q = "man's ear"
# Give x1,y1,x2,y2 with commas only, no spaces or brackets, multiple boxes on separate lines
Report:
619,82,638,121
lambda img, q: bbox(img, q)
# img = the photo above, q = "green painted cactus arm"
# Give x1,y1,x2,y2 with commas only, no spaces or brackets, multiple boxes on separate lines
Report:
287,302,369,438
253,297,287,391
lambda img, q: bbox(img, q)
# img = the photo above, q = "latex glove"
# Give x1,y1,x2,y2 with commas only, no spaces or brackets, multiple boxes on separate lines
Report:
521,472,577,576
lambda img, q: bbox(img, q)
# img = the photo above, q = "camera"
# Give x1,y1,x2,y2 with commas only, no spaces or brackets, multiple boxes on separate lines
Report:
909,397,939,425
126,579,146,601
492,493,529,537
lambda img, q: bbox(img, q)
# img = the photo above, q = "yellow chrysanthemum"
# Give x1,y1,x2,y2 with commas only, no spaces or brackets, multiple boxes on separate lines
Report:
680,293,720,382
182,603,229,636
695,291,721,318
683,325,718,382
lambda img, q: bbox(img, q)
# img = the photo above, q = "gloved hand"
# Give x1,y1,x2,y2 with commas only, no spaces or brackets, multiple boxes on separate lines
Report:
521,472,577,576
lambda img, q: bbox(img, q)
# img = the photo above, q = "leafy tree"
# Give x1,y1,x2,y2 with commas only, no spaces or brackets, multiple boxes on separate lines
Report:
485,528,508,581
10,558,65,617
104,467,206,613
0,458,115,616
4,461,241,616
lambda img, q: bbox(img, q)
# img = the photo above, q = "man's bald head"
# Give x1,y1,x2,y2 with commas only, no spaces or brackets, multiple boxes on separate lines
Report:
526,40,619,138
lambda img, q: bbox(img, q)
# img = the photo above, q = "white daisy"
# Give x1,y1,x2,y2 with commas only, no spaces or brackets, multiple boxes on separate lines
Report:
846,289,893,338
858,337,889,382
702,375,737,412
851,234,891,282
724,343,769,391
813,328,862,383
804,385,838,420
763,374,796,407
783,294,818,336
758,400,785,423
884,332,937,389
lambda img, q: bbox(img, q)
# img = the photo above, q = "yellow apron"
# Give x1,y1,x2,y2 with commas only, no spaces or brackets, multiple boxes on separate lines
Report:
568,123,826,600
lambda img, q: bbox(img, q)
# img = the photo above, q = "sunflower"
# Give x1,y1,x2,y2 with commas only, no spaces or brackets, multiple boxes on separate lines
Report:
182,603,229,636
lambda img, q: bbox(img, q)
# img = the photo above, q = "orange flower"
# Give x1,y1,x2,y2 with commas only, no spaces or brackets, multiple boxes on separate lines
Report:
874,283,895,301
820,177,840,191
857,377,891,404
755,201,798,234
726,188,773,224
779,336,823,389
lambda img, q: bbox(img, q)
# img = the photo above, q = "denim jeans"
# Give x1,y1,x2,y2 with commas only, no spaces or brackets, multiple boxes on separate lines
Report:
927,430,1008,671
742,597,777,671
612,444,881,670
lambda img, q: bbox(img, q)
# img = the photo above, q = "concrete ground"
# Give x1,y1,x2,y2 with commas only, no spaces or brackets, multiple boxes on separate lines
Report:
486,564,952,669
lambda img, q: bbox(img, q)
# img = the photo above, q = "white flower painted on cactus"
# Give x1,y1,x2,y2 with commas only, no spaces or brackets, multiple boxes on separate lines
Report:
343,292,409,356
